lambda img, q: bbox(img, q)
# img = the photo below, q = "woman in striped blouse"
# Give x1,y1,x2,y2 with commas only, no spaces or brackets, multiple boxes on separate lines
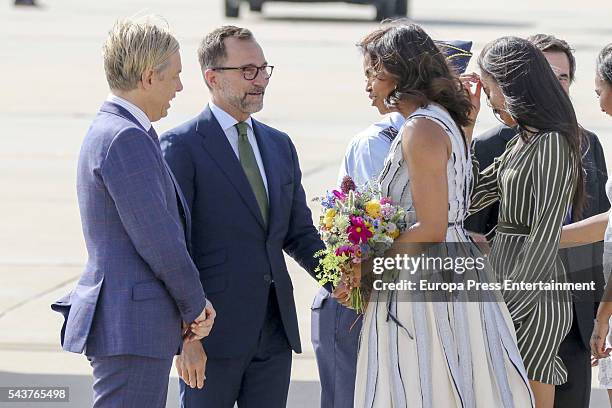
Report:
466,37,585,408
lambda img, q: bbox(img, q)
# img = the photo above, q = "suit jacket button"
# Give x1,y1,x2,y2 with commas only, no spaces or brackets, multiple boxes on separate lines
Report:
263,274,272,283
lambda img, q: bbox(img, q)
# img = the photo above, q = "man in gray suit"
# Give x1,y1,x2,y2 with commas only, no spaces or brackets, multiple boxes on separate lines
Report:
51,18,215,408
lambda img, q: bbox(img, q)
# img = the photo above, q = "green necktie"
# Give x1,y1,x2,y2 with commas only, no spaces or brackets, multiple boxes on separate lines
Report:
236,122,269,226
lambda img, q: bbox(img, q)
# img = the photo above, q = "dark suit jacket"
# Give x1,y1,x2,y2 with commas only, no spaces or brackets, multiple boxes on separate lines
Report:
160,106,325,359
51,102,206,359
465,124,610,348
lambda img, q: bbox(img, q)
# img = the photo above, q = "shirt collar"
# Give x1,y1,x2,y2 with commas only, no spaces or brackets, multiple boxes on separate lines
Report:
209,101,253,133
106,93,152,131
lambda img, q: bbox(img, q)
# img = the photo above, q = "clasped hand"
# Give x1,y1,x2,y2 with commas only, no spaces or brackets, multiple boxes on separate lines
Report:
175,339,207,389
183,299,216,342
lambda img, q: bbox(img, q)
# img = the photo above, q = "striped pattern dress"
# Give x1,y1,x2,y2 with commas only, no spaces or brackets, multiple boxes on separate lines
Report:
354,104,534,408
469,131,578,385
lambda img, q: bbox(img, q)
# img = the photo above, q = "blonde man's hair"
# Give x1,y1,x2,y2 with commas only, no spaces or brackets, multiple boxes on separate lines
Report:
103,17,179,91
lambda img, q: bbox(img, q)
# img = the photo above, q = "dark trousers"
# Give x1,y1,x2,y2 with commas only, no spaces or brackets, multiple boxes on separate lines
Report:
180,286,292,408
554,318,592,408
89,354,173,408
311,289,361,408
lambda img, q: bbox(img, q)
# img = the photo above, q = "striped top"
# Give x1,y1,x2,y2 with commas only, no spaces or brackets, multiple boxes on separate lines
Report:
469,131,578,318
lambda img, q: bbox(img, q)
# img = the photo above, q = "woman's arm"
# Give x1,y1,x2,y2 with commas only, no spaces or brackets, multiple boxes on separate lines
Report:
560,210,610,248
394,117,452,246
334,118,451,307
592,284,612,358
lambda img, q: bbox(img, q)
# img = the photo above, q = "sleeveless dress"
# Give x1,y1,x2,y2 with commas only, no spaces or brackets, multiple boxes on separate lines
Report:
469,130,578,385
354,104,534,408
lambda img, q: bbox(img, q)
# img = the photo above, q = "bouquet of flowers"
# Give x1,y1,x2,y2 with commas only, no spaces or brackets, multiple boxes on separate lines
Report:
314,176,407,313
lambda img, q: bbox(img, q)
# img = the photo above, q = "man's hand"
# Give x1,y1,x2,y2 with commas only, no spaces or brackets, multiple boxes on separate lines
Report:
185,299,216,342
175,340,207,389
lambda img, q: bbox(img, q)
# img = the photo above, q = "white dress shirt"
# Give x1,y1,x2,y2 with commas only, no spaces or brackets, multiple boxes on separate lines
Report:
209,101,269,197
106,94,152,132
337,111,405,186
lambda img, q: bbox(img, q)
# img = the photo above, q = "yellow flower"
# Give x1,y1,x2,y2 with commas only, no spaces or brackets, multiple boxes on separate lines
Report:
390,230,400,239
365,200,382,219
324,209,336,229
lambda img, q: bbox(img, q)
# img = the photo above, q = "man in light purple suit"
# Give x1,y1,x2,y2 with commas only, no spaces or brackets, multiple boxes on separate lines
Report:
51,18,215,408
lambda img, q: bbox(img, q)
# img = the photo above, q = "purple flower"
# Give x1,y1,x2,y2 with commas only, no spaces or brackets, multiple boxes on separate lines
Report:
381,204,397,219
340,176,357,194
333,190,347,200
321,191,336,208
335,245,353,257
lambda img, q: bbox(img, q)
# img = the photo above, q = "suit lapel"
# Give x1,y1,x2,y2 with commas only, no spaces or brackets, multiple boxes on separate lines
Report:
196,107,266,231
253,119,281,235
101,101,193,247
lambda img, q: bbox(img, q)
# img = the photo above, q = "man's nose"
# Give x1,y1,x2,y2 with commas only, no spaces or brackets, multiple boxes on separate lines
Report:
252,70,269,87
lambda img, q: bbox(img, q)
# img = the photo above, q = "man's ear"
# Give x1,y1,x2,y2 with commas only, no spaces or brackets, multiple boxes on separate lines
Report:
203,68,216,89
141,69,155,90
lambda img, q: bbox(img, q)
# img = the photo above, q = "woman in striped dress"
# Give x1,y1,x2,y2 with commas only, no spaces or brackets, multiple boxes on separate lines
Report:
345,24,534,408
466,37,586,407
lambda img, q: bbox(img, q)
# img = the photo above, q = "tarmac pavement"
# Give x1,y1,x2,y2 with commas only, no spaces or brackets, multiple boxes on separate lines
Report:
1,0,611,406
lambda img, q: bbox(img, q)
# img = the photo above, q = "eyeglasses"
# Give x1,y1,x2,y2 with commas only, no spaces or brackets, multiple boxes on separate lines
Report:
210,65,274,81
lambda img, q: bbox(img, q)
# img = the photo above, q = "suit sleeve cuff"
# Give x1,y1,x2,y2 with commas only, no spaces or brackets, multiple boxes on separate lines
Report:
179,290,207,324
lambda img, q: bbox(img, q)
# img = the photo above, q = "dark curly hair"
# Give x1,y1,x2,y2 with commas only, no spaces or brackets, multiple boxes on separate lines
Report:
357,23,473,128
478,36,585,219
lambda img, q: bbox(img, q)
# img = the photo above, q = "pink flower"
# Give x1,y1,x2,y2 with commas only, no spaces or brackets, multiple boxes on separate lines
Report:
380,197,392,205
347,216,373,244
332,190,347,200
335,246,353,257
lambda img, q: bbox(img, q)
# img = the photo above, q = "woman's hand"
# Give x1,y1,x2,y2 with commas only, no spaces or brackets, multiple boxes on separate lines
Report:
345,262,362,288
460,72,482,141
333,281,352,307
332,263,362,308
591,316,612,359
